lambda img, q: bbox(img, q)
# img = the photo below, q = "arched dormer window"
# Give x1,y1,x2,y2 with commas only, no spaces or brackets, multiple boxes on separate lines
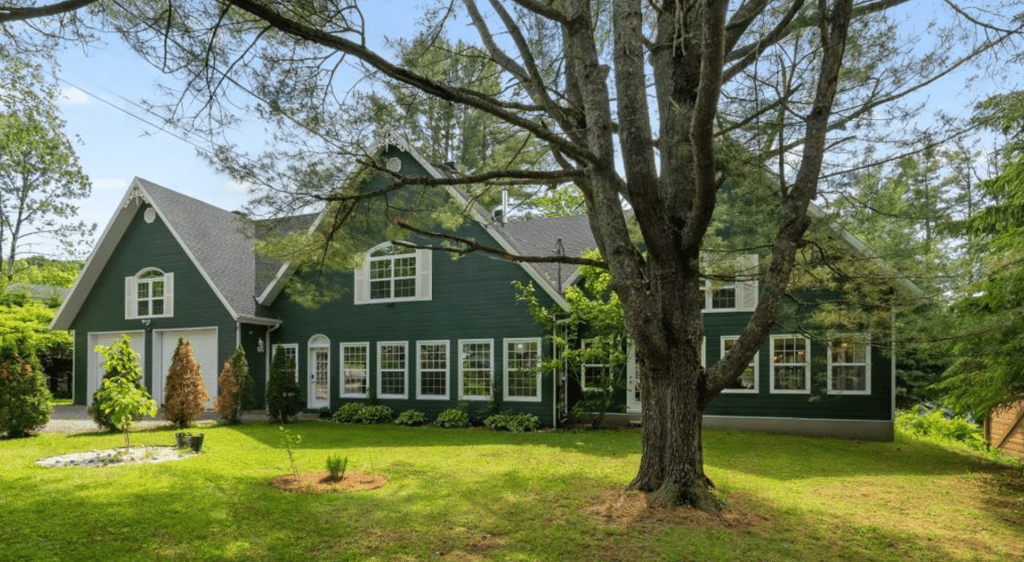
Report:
125,267,174,319
353,242,432,305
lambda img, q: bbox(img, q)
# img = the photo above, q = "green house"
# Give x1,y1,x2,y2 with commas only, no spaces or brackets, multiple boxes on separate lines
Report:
52,136,911,438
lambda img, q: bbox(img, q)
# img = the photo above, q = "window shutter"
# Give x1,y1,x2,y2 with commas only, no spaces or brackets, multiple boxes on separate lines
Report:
417,249,432,301
353,260,368,305
737,254,759,311
125,276,135,319
163,272,174,317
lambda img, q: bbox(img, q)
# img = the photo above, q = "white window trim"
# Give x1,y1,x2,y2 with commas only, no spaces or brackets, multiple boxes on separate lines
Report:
720,336,759,394
272,343,299,383
354,242,432,305
700,254,758,313
503,337,542,403
458,338,494,401
416,340,450,400
580,339,610,391
125,267,174,320
307,335,331,403
339,342,370,398
770,335,811,394
827,335,872,396
377,341,409,400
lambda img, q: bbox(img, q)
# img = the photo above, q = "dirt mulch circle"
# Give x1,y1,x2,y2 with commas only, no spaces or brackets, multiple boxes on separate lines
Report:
269,470,388,493
586,489,771,531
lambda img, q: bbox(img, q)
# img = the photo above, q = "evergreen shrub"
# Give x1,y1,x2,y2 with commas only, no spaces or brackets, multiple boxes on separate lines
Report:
267,349,302,423
162,339,210,428
0,337,52,437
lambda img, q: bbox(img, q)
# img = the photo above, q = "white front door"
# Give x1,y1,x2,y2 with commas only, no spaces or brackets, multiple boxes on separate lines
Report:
156,329,218,408
87,331,146,406
308,346,330,409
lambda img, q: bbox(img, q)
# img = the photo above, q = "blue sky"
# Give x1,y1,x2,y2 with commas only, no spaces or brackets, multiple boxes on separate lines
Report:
47,2,1018,260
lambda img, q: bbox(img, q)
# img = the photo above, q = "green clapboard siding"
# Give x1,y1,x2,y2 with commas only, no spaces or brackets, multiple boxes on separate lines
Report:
68,204,237,404
270,219,559,425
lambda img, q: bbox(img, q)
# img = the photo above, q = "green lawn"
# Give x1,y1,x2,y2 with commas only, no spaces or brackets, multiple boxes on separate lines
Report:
2,422,1021,562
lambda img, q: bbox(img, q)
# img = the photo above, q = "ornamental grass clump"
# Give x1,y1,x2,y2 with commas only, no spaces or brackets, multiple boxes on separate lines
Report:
163,339,209,428
0,336,52,438
326,454,348,481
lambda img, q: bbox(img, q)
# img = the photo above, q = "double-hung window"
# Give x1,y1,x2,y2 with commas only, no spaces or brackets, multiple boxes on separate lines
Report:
125,268,173,319
721,336,758,393
272,343,299,383
354,243,432,304
459,339,493,400
417,340,449,400
828,336,870,395
770,335,810,394
377,342,408,399
504,338,542,402
340,343,369,397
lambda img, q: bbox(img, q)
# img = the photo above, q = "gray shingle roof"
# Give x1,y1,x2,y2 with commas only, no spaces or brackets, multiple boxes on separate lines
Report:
137,179,267,319
490,214,596,292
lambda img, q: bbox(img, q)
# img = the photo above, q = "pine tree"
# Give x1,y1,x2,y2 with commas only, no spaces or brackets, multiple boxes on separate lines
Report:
213,345,254,424
213,360,239,424
266,348,302,424
88,335,146,432
0,336,51,437
231,345,255,413
162,339,209,428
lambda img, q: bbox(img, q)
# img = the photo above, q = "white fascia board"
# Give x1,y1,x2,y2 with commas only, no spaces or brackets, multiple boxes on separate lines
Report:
51,178,150,330
141,183,243,322
256,210,327,306
808,203,924,300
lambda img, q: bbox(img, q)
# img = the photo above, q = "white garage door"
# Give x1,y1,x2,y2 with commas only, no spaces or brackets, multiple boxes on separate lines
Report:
155,329,219,409
88,331,146,407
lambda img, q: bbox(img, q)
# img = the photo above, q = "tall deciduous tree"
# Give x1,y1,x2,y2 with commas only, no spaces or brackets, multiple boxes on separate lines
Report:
0,46,93,279
89,0,1020,510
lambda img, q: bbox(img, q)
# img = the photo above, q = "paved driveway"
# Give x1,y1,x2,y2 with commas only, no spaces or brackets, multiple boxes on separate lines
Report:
40,405,293,434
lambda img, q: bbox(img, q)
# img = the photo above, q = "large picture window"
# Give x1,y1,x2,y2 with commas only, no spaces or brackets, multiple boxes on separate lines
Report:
354,243,432,304
377,342,408,399
828,336,870,395
417,340,449,399
504,338,542,402
459,339,493,400
340,342,369,397
125,268,173,319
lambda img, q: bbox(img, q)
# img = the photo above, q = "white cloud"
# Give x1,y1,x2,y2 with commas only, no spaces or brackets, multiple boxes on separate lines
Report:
60,87,92,106
91,178,129,191
224,178,251,194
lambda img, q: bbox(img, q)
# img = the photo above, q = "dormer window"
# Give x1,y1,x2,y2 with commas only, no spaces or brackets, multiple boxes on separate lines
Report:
125,268,174,319
354,242,432,304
